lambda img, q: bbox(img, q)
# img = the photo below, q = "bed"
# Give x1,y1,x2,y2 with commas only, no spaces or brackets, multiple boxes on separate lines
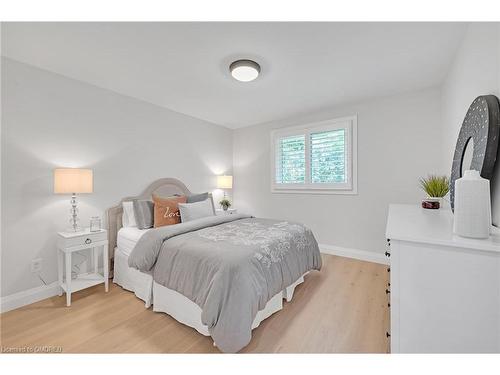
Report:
106,178,322,352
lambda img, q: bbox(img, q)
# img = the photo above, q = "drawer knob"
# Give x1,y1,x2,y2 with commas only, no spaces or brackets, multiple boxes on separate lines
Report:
85,238,92,244
386,332,391,338
387,267,390,273
385,289,390,294
388,302,391,307
385,251,391,257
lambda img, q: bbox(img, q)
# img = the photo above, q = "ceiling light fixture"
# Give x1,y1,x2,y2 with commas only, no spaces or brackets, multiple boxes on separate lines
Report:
229,59,260,82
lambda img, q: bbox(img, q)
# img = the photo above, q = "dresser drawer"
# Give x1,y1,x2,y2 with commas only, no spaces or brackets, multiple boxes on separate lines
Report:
58,230,107,249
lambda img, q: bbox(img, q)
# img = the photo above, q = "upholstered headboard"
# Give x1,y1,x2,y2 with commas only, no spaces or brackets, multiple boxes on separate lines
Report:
106,178,191,275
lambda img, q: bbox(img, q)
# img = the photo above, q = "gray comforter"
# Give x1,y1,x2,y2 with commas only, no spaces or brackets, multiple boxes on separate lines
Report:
128,214,322,353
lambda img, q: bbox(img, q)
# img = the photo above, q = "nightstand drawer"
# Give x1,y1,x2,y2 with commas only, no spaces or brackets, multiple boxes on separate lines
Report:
58,230,107,249
215,208,237,216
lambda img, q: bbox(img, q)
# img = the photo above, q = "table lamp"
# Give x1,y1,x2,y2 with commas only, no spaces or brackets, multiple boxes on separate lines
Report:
54,168,93,232
217,175,233,199
217,175,233,198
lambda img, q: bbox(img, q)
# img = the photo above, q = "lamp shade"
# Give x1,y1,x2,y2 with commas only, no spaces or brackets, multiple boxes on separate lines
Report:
54,168,93,194
217,175,233,189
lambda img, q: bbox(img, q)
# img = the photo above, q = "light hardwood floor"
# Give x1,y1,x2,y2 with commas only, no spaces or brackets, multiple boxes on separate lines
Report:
0,254,390,353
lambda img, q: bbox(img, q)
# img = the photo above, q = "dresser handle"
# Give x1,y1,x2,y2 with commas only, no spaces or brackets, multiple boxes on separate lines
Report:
388,302,391,307
387,267,390,273
385,251,391,257
85,238,92,244
386,332,391,338
385,289,390,294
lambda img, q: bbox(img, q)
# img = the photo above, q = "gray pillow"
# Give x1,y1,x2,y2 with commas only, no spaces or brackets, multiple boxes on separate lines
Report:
187,192,215,214
179,199,215,222
133,200,154,229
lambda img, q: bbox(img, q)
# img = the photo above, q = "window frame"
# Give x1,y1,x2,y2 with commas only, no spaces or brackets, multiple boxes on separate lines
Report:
270,115,358,195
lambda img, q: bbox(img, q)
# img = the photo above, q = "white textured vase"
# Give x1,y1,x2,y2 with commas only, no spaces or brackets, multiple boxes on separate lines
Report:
453,170,491,239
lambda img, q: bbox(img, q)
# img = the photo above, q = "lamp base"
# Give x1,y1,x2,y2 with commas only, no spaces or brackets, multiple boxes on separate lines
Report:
69,193,83,232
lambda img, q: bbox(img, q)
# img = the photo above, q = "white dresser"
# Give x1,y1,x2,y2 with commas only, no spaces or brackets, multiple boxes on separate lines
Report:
385,204,500,353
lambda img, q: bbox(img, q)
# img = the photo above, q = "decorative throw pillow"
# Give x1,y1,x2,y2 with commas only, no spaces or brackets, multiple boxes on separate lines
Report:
178,198,215,222
187,192,216,214
133,200,154,229
122,201,137,227
152,194,187,228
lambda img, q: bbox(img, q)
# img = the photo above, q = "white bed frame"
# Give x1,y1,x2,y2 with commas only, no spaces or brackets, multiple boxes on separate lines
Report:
106,178,306,346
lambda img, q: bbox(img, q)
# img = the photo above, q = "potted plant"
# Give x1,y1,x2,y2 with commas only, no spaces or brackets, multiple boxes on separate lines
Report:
419,175,450,209
219,198,231,211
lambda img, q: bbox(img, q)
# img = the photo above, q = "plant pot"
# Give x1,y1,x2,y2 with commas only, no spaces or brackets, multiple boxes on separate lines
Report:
223,206,228,211
421,197,441,209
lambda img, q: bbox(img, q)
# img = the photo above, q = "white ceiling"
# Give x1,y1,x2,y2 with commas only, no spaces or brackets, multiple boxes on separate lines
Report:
2,22,467,128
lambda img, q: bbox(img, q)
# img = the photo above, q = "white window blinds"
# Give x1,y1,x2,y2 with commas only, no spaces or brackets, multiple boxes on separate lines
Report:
276,135,305,184
310,129,345,184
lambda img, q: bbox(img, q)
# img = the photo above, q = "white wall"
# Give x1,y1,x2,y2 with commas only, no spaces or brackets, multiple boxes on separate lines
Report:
1,58,233,297
233,88,442,255
441,23,500,226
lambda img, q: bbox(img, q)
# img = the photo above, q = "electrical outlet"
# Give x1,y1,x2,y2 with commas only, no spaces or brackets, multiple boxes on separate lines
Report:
31,258,42,273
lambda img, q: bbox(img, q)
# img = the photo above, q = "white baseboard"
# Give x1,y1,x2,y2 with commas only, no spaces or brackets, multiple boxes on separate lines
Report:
1,266,106,313
0,282,60,313
320,244,389,265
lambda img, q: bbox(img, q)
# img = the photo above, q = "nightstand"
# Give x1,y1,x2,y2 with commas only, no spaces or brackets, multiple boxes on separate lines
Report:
215,208,237,215
57,228,109,306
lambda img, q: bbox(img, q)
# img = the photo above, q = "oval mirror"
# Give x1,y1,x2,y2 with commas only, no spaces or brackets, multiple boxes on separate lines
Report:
461,137,475,176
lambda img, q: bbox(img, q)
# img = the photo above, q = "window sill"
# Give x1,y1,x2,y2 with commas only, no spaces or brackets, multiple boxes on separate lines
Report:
271,187,358,195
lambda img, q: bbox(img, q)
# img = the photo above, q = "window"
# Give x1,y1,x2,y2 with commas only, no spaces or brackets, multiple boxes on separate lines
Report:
271,116,357,194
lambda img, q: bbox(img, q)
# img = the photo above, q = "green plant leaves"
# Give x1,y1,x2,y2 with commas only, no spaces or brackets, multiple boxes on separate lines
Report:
419,175,450,198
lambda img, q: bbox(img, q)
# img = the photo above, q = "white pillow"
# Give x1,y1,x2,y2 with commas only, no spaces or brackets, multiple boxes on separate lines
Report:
122,201,137,227
178,198,215,223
